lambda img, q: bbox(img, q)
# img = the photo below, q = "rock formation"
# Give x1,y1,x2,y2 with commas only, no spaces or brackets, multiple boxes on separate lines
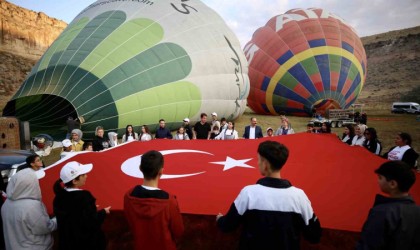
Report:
0,0,66,109
0,0,67,59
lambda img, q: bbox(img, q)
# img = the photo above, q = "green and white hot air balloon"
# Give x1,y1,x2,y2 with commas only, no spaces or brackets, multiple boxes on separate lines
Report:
3,0,249,137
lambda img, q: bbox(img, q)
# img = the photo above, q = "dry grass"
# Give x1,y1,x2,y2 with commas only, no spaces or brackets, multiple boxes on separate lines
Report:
233,108,420,154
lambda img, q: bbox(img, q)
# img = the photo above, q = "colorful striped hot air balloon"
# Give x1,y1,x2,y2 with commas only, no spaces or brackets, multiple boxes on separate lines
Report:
244,8,367,116
3,0,249,137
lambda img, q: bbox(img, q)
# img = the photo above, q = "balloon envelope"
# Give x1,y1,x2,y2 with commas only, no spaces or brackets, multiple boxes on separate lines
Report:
244,8,367,116
3,0,249,137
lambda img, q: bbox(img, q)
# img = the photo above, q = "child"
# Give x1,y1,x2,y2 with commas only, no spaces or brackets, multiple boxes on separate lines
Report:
357,161,420,249
124,150,184,250
53,161,111,250
216,141,321,249
60,139,75,159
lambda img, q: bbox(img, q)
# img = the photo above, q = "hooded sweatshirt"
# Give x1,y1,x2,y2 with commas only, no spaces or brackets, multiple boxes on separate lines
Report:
124,186,184,250
1,168,57,250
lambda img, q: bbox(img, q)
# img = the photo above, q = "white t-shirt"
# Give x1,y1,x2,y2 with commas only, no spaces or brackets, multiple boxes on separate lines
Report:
387,145,411,161
249,127,256,139
351,135,365,146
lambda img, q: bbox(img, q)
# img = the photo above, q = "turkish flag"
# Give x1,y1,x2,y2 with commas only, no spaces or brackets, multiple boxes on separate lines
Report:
38,133,420,232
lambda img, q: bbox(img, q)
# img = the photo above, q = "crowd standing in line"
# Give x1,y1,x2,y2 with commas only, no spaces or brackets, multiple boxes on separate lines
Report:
1,109,419,249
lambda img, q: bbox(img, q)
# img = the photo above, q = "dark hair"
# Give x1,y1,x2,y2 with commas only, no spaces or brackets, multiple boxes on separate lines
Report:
365,127,378,141
375,161,416,192
140,150,164,179
398,132,412,146
307,123,314,128
229,121,235,131
125,124,134,139
344,124,355,137
159,119,165,123
321,122,331,133
26,155,39,165
177,126,185,133
278,111,286,116
257,141,289,171
221,117,226,122
141,125,150,135
82,142,93,150
53,176,82,195
200,113,207,118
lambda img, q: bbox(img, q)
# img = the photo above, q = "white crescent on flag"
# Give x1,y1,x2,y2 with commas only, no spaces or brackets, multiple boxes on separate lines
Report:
121,149,213,179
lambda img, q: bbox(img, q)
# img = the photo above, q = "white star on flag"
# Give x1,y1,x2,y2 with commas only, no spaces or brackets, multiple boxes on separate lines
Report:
210,156,254,171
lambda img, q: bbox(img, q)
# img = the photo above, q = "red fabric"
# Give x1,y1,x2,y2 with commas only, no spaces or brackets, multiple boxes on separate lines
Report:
39,133,420,232
124,188,184,250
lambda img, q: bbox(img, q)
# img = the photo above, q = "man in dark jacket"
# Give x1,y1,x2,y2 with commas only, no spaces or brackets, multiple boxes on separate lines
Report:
357,160,420,249
154,119,173,139
243,117,263,139
217,141,321,249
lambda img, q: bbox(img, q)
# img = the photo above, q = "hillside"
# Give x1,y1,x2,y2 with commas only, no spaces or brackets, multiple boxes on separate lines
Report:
0,0,419,112
359,26,420,110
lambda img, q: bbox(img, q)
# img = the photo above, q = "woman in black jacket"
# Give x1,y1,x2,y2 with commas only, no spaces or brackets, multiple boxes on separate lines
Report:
363,127,382,155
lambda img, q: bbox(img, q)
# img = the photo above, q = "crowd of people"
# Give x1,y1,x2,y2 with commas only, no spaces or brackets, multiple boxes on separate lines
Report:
1,140,419,249
1,112,417,249
59,112,419,170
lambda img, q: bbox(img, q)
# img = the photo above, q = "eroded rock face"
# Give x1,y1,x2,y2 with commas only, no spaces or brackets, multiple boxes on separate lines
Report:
0,0,67,109
0,0,67,60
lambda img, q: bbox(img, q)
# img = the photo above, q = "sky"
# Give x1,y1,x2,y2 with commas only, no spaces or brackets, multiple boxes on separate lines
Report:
8,0,420,47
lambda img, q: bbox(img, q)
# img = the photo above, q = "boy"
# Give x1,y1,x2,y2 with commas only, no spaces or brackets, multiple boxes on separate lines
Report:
357,161,420,249
217,141,321,249
124,150,184,250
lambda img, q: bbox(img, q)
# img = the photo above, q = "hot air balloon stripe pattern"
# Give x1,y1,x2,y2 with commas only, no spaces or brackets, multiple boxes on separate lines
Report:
245,8,367,116
4,0,249,137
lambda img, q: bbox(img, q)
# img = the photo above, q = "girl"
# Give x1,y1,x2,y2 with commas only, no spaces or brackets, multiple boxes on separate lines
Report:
215,122,238,140
53,161,111,250
122,125,139,143
341,124,355,145
173,126,190,140
139,125,152,141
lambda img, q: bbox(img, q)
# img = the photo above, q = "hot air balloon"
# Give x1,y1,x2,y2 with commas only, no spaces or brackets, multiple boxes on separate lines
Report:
3,0,249,138
244,8,367,116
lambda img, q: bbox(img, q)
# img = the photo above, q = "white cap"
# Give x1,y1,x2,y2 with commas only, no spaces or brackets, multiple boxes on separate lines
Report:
183,118,190,122
62,139,72,147
60,161,93,183
211,112,217,116
266,127,273,132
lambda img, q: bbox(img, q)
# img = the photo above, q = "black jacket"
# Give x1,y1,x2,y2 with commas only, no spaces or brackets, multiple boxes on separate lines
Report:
217,177,321,250
357,194,420,250
53,189,107,250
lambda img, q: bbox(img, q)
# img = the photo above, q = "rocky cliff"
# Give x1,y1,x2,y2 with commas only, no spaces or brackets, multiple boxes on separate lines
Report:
0,0,67,109
0,0,66,59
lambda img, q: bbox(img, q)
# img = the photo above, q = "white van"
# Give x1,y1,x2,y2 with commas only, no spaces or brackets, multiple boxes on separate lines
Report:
391,102,420,114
